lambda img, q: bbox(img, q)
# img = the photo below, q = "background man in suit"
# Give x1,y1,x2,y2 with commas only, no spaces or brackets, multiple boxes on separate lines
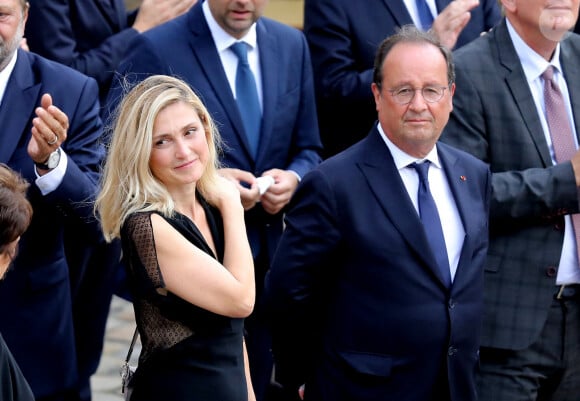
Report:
25,0,195,102
303,0,501,158
0,1,105,400
106,0,322,400
441,1,580,399
265,25,491,401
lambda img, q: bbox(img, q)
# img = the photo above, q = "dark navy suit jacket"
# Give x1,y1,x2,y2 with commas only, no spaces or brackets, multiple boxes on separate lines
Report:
107,1,322,265
0,49,104,398
26,3,139,394
267,128,491,401
303,0,501,157
25,0,139,102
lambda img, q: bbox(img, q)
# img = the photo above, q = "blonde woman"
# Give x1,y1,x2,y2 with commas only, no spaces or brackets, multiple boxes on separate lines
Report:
96,75,255,401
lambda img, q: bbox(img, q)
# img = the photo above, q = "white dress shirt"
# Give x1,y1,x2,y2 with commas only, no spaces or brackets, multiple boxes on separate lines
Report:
378,124,465,281
202,1,263,110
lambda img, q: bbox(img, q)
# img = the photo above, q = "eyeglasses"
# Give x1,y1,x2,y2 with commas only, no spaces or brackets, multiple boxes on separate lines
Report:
387,85,449,105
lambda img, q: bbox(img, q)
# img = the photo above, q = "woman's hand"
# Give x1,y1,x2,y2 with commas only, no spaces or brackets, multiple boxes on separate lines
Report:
208,174,244,212
218,168,260,210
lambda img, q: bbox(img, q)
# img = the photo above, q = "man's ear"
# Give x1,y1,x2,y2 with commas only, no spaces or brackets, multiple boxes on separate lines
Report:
371,82,381,112
22,1,30,26
500,0,516,14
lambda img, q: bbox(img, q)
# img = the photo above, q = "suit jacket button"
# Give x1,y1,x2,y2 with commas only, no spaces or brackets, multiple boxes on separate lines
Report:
546,266,557,277
447,346,457,356
554,223,563,231
448,299,455,309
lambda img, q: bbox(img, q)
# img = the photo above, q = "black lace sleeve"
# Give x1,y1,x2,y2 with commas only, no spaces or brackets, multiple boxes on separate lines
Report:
122,212,165,295
121,212,195,364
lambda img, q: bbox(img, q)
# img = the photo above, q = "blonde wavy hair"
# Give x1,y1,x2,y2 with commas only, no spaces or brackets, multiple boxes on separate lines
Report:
96,75,222,242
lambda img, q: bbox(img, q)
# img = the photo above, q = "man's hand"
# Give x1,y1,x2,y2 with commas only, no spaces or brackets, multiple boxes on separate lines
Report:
28,94,68,173
205,175,244,211
219,168,261,210
432,0,479,49
260,169,299,215
133,0,197,33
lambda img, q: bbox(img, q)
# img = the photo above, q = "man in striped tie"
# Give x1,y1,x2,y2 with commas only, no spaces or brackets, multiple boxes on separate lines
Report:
442,0,580,399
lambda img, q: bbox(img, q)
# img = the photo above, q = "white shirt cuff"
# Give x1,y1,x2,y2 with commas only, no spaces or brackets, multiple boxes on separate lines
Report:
35,150,68,195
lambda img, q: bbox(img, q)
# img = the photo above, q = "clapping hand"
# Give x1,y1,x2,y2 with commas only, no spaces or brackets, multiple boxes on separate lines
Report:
432,0,480,49
28,94,69,172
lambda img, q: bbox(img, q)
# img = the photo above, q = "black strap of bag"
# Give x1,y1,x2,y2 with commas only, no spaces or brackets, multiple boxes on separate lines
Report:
125,327,139,363
121,327,139,398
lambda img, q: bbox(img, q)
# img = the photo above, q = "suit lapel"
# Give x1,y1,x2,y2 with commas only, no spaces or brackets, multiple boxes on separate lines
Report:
495,21,553,167
0,51,40,164
560,39,580,141
357,129,448,287
438,146,474,241
255,20,277,166
380,0,413,26
437,145,478,291
187,6,255,160
381,0,451,22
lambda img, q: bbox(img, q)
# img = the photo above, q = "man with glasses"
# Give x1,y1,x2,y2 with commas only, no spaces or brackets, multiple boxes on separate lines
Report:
303,0,501,158
265,25,491,401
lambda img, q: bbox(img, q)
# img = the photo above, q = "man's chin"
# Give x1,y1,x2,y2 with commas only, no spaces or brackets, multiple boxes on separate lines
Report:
539,12,576,41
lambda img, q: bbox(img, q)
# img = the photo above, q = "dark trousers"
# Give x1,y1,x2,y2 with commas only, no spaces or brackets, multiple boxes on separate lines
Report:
246,249,274,401
66,235,122,401
477,293,580,401
246,307,274,401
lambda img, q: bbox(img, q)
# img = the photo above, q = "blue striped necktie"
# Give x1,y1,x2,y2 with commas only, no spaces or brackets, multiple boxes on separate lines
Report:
231,42,262,158
411,161,451,287
416,0,434,31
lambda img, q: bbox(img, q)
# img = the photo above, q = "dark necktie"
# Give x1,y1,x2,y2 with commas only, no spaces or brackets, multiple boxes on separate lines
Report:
542,66,580,265
231,42,262,158
412,161,451,287
415,0,434,31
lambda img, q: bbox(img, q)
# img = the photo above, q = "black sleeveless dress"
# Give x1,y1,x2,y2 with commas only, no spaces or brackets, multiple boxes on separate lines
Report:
120,202,247,401
0,333,34,401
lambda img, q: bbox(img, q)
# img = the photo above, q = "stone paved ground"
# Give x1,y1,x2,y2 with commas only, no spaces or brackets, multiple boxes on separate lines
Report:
92,296,139,401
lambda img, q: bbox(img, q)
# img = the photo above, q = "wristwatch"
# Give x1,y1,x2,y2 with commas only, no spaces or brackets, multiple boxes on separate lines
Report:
35,148,61,170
